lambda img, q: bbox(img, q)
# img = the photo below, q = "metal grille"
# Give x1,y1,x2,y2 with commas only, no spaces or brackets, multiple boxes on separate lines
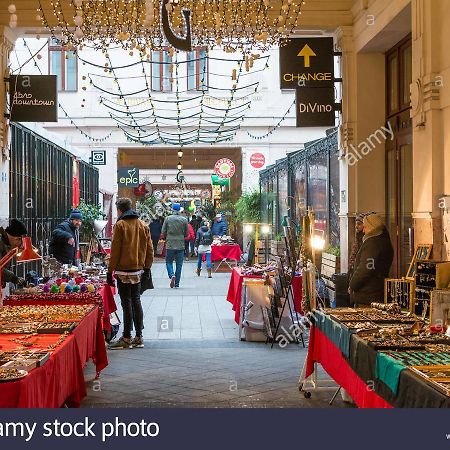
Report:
259,129,339,244
9,123,98,276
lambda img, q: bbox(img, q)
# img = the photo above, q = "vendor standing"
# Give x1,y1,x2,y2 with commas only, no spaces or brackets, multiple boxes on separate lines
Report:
49,210,83,266
211,213,228,237
0,219,27,287
349,214,393,306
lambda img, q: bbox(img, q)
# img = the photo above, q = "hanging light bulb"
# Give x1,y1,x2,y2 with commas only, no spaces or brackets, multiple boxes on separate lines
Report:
177,150,183,158
177,161,182,170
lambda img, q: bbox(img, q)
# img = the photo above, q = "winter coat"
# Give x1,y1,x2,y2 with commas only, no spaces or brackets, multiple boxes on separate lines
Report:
108,210,154,272
185,224,195,241
211,218,228,237
161,213,189,250
195,225,213,254
49,220,79,265
349,228,394,305
149,219,163,240
0,228,20,285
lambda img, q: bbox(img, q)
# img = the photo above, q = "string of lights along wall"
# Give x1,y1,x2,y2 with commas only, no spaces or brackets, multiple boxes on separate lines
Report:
37,0,306,53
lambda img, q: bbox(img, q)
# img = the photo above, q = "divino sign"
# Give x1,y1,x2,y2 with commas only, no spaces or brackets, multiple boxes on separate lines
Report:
9,75,58,122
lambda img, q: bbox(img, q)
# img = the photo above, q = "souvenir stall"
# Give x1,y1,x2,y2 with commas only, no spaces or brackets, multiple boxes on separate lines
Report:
0,248,111,407
299,238,450,408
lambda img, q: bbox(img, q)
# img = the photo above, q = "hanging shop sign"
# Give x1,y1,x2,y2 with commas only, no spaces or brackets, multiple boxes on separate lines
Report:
211,175,230,186
249,153,266,169
90,150,106,166
280,38,334,90
296,87,336,128
117,168,140,187
214,158,235,179
9,75,58,122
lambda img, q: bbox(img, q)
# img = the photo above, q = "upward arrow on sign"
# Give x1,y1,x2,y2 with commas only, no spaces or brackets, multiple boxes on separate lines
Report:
298,44,316,68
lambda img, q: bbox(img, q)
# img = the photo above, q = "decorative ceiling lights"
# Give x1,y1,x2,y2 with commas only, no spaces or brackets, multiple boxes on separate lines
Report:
37,0,306,51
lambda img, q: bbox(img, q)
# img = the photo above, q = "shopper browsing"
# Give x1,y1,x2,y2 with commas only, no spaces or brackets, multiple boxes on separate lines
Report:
49,210,83,266
211,213,228,237
107,198,154,349
195,221,213,278
161,203,189,288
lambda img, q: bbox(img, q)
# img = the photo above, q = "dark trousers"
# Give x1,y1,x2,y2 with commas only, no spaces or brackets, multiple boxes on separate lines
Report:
117,279,143,338
152,237,160,256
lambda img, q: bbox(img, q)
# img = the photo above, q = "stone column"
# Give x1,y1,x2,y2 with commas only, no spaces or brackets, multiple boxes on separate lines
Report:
336,25,387,271
410,0,449,260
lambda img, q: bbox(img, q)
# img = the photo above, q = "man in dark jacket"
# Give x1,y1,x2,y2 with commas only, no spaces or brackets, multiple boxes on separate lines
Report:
211,213,228,237
108,198,154,349
49,210,83,266
149,217,163,256
349,214,394,306
0,219,28,288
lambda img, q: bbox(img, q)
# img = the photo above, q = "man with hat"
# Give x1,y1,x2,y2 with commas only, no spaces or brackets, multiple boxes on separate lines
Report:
349,213,394,306
49,209,83,266
161,203,188,288
0,219,28,287
211,213,228,237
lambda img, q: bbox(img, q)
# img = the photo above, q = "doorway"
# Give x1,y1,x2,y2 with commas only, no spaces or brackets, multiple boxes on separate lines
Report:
385,35,413,277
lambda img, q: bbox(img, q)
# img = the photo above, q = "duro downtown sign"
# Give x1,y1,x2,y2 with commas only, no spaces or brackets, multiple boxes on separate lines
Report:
9,75,58,122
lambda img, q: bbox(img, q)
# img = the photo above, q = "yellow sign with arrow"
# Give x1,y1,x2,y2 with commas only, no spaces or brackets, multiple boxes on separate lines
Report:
298,44,317,68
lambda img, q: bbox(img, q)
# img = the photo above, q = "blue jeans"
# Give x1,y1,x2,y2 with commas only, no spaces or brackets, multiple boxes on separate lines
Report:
165,249,184,287
197,252,212,270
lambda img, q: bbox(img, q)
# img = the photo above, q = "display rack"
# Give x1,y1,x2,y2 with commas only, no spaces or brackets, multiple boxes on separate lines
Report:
384,278,415,312
414,260,450,317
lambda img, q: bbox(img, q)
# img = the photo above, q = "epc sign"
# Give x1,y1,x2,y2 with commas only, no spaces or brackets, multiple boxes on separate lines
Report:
117,168,140,187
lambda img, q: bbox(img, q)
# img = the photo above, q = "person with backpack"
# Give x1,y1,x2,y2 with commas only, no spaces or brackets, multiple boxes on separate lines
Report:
195,221,213,278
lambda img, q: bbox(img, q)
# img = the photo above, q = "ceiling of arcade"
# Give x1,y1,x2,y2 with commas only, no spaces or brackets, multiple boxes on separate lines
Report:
0,0,354,35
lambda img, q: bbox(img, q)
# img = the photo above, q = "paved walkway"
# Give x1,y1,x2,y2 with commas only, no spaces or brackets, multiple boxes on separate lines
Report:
82,261,349,408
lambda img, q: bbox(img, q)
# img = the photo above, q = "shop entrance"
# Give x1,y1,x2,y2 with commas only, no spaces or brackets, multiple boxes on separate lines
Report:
385,35,413,278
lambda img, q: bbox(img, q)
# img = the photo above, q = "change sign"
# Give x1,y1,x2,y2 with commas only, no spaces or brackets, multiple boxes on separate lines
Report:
9,75,58,122
280,37,334,90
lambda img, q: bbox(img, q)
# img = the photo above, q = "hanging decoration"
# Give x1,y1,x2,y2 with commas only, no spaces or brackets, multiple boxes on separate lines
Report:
80,45,269,146
246,99,295,140
16,39,113,143
37,0,306,52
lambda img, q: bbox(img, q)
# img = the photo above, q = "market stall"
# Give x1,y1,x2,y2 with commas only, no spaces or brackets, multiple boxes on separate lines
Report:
0,303,107,408
301,306,450,408
207,236,242,271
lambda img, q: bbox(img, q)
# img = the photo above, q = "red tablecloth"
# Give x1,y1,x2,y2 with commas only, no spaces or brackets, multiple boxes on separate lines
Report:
98,284,118,332
226,267,264,324
292,275,303,314
210,244,242,262
0,306,108,408
305,325,392,408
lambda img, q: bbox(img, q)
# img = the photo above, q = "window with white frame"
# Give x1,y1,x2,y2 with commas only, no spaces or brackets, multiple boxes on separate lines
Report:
48,38,78,92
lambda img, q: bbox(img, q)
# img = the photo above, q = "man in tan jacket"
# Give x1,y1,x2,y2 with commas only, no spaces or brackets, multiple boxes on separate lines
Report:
107,198,154,349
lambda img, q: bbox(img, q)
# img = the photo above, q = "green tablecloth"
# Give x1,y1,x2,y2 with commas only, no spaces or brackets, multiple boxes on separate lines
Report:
375,352,407,395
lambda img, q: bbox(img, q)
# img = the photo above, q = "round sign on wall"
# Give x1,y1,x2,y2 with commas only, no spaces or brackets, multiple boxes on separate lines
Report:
214,158,236,179
250,152,266,169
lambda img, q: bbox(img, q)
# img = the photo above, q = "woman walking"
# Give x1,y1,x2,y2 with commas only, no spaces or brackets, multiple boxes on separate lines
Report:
195,221,213,278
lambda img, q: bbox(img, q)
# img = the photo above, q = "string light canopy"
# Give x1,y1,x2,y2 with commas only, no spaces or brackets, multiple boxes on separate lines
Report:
37,0,306,52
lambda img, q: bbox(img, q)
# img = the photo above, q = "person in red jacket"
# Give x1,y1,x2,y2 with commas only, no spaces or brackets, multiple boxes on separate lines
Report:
184,221,196,261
